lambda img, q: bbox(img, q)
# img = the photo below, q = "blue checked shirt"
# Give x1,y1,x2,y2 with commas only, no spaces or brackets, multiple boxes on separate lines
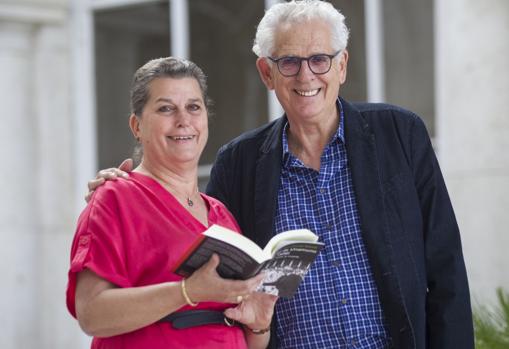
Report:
273,101,392,348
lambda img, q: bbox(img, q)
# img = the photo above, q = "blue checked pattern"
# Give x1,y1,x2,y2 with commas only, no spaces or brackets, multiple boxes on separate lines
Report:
273,100,391,348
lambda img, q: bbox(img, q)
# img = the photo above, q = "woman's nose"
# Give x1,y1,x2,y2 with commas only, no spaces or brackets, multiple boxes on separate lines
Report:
175,111,191,126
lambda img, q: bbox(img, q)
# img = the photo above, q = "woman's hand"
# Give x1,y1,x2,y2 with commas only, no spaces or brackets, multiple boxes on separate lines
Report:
185,254,265,305
85,159,133,202
224,292,278,331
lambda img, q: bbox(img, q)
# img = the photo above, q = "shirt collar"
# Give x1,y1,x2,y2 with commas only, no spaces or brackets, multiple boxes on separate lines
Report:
281,98,345,168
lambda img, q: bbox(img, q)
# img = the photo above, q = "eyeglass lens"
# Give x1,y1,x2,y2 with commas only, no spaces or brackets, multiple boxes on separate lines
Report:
278,54,332,76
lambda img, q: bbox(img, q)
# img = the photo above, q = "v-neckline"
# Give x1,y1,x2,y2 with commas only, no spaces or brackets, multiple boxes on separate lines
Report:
129,171,213,229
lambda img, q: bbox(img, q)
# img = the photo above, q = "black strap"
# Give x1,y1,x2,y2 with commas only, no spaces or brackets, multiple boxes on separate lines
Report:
159,310,237,329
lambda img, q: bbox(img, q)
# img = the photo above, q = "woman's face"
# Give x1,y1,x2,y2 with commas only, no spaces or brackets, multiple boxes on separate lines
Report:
131,77,208,170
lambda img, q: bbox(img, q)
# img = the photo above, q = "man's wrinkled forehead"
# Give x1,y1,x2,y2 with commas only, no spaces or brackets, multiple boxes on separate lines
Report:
272,20,333,56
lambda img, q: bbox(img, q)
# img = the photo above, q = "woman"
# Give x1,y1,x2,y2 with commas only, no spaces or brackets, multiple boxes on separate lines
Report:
66,57,276,349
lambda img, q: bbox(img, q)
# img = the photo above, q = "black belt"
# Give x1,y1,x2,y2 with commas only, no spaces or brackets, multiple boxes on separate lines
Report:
159,310,238,329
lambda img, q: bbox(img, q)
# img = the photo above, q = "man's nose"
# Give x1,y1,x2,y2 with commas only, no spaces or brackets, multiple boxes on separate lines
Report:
296,59,315,81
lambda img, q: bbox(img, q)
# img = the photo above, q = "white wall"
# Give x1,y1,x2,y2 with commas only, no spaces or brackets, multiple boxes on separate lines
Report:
0,20,40,349
0,1,88,348
435,0,509,304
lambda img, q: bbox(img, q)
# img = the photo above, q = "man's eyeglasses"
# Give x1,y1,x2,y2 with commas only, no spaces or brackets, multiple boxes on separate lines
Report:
268,51,341,77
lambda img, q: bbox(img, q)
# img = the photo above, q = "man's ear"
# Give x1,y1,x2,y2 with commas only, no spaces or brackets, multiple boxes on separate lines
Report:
338,49,349,85
256,57,275,90
129,114,141,140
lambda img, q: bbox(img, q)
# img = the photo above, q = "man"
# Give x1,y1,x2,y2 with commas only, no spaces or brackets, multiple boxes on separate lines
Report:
89,1,474,348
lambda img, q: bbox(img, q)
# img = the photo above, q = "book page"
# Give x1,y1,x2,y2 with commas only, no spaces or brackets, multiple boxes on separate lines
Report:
263,229,318,256
204,225,269,263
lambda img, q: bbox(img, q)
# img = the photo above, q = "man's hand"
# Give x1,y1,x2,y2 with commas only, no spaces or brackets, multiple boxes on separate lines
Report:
85,159,133,202
224,290,277,331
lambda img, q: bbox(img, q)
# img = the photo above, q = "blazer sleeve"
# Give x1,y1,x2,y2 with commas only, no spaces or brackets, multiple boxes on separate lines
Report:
410,116,474,348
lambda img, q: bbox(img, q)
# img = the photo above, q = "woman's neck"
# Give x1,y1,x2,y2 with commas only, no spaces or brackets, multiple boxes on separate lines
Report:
135,161,198,198
135,159,208,227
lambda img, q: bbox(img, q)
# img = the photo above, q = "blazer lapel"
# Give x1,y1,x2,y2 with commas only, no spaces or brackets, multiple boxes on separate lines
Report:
253,117,285,247
343,100,391,271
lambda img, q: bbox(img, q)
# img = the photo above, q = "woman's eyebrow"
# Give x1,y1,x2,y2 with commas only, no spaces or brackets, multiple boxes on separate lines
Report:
155,97,173,103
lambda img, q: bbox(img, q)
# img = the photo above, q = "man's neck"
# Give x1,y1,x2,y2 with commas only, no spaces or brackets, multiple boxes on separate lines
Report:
286,108,340,171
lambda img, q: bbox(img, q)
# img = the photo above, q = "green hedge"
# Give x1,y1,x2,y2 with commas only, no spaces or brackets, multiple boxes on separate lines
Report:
474,288,509,349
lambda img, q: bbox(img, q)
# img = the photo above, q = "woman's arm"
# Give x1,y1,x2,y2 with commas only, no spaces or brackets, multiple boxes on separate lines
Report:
76,254,265,337
75,269,184,337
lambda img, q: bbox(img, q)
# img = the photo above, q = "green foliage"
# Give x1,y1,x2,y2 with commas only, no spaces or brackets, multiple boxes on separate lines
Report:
474,288,509,349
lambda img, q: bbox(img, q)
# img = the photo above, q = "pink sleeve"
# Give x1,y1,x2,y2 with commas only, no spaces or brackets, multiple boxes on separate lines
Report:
66,187,131,317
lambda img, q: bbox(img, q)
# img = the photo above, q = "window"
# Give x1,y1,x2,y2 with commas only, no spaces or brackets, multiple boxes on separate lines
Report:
93,0,268,189
188,0,268,169
94,2,171,169
330,0,368,102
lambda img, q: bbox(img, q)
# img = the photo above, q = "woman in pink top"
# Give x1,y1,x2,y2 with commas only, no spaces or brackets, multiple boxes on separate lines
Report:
66,57,276,349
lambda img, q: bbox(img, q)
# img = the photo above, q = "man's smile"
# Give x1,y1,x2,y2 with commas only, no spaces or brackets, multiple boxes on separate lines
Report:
294,88,320,97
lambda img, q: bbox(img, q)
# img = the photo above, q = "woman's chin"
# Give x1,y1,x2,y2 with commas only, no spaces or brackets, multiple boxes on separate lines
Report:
166,154,201,167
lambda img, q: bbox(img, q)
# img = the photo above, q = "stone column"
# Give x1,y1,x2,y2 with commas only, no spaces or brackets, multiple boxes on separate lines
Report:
0,2,88,348
0,20,40,349
33,23,87,349
435,0,509,303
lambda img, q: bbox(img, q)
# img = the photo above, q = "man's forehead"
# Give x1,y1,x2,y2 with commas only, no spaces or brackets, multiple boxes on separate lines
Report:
272,25,333,57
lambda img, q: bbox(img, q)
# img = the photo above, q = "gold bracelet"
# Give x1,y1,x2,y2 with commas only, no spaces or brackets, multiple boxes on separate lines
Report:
245,325,271,335
181,279,198,307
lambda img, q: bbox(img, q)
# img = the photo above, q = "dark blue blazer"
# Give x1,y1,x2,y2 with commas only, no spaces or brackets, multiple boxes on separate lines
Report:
206,98,474,349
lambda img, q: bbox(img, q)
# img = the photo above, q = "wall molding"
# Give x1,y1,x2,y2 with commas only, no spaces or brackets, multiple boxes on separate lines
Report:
0,3,66,24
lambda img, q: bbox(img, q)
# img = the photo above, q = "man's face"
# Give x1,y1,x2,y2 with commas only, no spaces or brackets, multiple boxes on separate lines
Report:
257,20,348,124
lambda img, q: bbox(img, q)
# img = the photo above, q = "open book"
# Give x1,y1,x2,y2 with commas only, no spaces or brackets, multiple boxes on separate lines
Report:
173,224,324,298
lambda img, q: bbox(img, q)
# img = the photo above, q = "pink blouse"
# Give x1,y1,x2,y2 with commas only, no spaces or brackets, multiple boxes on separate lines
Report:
66,172,247,349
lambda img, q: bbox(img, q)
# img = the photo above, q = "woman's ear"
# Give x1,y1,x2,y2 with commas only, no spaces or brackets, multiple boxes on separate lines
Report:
129,114,141,141
256,57,275,90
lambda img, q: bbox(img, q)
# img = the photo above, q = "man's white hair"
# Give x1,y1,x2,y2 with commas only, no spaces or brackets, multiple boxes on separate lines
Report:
252,0,350,57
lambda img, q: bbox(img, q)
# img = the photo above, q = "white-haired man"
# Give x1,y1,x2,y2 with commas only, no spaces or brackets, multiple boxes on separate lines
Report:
207,1,473,348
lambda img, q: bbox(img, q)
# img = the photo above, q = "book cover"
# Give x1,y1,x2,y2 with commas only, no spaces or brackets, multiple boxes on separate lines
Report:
173,225,324,298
